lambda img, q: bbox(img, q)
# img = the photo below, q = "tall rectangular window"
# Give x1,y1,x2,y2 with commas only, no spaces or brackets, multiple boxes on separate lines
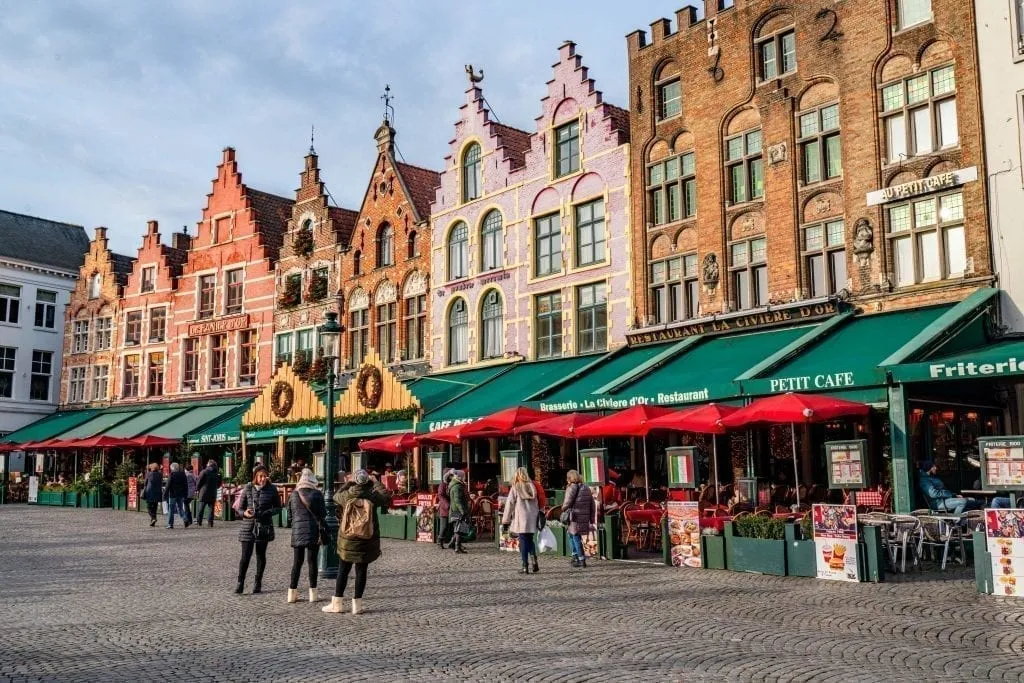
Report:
73,320,90,354
882,65,957,163
887,191,966,286
897,0,931,30
122,354,140,399
0,347,15,398
576,283,607,354
535,292,562,359
296,328,314,366
225,269,244,314
125,311,142,345
554,120,580,178
0,284,21,324
149,307,166,342
239,330,257,385
759,29,796,81
198,275,216,319
799,104,842,184
275,333,293,367
648,152,696,225
90,365,109,400
404,295,426,361
534,213,562,277
725,130,763,204
34,290,56,329
376,302,397,364
729,238,768,310
649,254,699,324
94,317,112,350
182,338,198,390
147,352,164,397
209,334,226,387
349,309,369,368
141,266,156,293
658,79,681,120
69,366,86,403
803,220,847,298
575,199,606,267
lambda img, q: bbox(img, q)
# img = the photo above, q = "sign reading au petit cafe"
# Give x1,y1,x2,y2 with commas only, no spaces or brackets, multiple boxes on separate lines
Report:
866,166,977,207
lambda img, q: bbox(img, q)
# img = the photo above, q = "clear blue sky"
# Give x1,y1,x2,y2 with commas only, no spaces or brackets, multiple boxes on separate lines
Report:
0,1,689,255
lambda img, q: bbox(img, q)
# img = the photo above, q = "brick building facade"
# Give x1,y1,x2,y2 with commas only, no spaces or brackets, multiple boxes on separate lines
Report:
626,0,991,334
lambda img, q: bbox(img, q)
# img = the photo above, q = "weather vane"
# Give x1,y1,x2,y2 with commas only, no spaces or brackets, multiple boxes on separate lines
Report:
465,64,484,84
309,124,316,154
381,85,394,123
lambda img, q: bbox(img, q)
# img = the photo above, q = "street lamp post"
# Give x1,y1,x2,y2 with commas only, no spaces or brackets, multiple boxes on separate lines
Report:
317,311,342,580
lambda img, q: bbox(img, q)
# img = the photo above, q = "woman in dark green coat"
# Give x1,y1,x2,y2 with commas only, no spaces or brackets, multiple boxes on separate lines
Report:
322,470,390,615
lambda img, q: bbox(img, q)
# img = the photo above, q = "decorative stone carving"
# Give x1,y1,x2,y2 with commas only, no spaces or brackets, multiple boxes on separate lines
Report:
702,253,720,286
375,280,397,304
349,288,369,311
814,194,832,216
853,218,874,266
768,142,787,165
404,271,427,297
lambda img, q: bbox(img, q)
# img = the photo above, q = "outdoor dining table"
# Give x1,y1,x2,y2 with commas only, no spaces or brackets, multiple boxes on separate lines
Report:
701,515,734,532
625,509,663,525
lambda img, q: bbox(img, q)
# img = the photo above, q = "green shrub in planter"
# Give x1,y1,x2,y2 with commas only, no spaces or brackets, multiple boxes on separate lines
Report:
734,515,786,540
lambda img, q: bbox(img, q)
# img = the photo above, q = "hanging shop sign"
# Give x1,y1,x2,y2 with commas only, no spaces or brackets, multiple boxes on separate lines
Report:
866,166,977,207
501,450,525,485
825,440,869,490
666,447,697,489
986,509,1024,597
667,501,702,568
579,448,607,486
627,302,839,347
812,504,860,582
187,314,250,337
978,437,1024,491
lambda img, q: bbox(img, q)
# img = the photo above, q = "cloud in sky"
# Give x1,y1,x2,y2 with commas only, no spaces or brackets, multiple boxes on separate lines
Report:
0,0,688,256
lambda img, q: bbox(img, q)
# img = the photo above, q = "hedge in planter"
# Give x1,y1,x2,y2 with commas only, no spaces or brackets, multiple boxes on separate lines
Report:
724,519,787,576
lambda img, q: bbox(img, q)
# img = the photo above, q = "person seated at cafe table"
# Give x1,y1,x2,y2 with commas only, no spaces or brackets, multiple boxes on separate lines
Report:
919,460,983,514
601,471,622,513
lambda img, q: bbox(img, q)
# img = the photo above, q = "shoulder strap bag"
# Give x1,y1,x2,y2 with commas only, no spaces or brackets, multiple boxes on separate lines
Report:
297,489,330,546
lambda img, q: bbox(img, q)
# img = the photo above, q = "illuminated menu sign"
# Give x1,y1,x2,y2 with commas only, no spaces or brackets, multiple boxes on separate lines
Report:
825,440,868,490
979,437,1024,491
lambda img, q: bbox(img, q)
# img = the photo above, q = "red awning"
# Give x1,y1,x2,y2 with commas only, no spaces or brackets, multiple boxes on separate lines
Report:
23,438,73,450
358,433,418,454
416,423,471,446
574,405,677,438
123,435,181,449
459,406,551,438
646,403,739,435
63,435,135,449
0,442,20,452
720,392,870,428
512,412,601,439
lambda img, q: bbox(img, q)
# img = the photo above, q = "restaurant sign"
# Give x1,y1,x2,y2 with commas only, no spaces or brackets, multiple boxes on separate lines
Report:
986,509,1024,597
825,439,868,490
538,389,709,414
978,437,1024,491
866,166,977,207
627,302,838,347
187,314,250,337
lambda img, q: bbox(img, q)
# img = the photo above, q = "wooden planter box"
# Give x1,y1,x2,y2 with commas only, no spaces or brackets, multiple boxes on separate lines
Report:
63,492,82,508
376,511,408,540
112,494,127,510
786,539,817,577
701,534,727,570
35,490,60,506
724,522,787,576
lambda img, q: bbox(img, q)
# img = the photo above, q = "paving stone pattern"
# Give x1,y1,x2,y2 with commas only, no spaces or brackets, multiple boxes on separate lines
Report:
1,507,1023,682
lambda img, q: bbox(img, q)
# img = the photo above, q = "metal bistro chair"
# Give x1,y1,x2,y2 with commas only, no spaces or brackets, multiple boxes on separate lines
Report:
917,514,967,570
885,514,922,573
474,497,495,538
963,509,986,533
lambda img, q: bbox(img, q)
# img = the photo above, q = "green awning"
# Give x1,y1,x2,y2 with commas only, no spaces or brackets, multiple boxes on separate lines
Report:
739,305,952,398
57,410,143,440
153,402,250,440
102,408,189,437
419,355,596,431
603,326,813,407
335,420,414,441
406,365,510,411
0,410,100,444
186,410,244,446
886,338,1024,384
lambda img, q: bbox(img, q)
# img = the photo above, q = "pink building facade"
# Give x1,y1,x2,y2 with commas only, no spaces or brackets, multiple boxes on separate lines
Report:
429,42,631,370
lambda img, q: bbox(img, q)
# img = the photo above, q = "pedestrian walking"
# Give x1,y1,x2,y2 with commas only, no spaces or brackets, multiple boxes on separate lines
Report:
561,470,595,568
235,465,280,595
141,463,163,527
184,466,197,528
195,460,221,528
501,467,541,574
165,463,188,529
436,469,453,549
446,470,469,554
322,470,390,615
287,468,326,604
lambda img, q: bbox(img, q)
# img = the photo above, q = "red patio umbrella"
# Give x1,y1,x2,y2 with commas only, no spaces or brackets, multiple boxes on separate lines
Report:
512,412,601,438
29,438,73,449
459,406,551,439
720,393,871,507
575,405,678,499
416,423,471,446
0,442,20,452
647,403,740,507
64,435,135,449
359,433,418,454
123,435,181,449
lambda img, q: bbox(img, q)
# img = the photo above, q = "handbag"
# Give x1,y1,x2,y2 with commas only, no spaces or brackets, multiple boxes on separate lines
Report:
247,484,272,541
296,489,330,546
536,509,547,531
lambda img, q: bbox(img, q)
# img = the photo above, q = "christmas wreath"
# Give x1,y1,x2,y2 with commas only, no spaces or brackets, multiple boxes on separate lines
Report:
270,381,294,418
356,365,383,409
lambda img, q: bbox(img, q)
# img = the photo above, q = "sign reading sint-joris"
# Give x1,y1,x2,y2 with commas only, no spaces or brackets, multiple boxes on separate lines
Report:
334,349,419,418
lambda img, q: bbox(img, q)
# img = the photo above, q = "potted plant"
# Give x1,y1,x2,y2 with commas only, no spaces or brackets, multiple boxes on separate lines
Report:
277,276,302,309
306,270,328,302
38,483,64,506
110,461,134,511
724,517,787,576
292,352,312,380
308,349,329,384
67,476,91,507
293,225,314,258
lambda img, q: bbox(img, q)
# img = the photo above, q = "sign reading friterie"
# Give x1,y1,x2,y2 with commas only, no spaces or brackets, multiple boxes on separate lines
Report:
866,166,977,206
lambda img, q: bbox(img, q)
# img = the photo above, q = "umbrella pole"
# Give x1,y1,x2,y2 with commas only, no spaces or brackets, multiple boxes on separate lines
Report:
712,437,720,508
791,423,801,508
575,438,581,473
642,436,650,501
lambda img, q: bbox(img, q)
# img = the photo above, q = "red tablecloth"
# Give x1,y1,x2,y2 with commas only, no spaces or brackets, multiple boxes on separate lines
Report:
854,490,882,507
701,515,734,532
624,509,663,525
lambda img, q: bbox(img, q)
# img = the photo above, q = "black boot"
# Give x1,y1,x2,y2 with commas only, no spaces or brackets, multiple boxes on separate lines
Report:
531,554,539,574
252,577,262,594
580,557,587,568
234,581,244,594
519,563,529,574
571,556,581,568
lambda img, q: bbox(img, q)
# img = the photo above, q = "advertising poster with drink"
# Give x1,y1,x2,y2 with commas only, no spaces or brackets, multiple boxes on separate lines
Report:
812,504,859,582
979,438,1024,489
416,493,435,543
986,508,1024,597
667,501,702,568
127,476,138,511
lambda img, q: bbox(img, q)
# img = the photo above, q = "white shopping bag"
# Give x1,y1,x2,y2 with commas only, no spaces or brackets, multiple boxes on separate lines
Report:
538,526,557,553
161,501,169,515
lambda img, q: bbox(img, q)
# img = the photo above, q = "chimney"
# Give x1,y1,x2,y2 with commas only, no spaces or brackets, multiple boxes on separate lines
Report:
146,220,159,238
374,120,395,155
94,226,107,242
172,231,191,251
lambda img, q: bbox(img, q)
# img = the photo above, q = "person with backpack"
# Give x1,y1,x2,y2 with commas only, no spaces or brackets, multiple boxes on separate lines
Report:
445,470,470,554
561,470,596,568
501,467,541,574
164,463,188,529
436,469,453,549
195,460,222,528
287,468,326,604
234,465,280,595
322,469,390,615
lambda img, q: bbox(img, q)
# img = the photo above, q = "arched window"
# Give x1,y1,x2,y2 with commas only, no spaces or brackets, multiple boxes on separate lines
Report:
353,250,362,276
407,230,418,258
377,223,394,267
301,218,313,232
88,273,101,299
480,210,503,272
447,298,468,365
480,290,503,359
447,222,468,280
462,143,482,202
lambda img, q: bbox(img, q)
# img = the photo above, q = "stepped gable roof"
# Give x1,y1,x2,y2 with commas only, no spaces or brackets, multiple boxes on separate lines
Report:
604,104,630,143
0,209,90,272
328,206,358,245
394,162,441,221
248,189,295,259
491,123,531,170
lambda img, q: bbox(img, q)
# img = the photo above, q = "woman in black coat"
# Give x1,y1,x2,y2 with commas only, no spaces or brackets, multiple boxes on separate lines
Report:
286,468,326,604
235,465,280,595
141,463,163,527
195,461,221,528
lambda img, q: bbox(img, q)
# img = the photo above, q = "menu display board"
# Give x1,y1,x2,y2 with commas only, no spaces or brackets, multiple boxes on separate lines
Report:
127,476,139,511
27,476,38,503
978,438,1024,490
349,451,364,475
428,452,445,485
825,440,868,489
500,450,524,485
986,508,1024,597
666,501,701,568
579,448,607,486
416,493,435,543
666,447,697,489
812,504,860,582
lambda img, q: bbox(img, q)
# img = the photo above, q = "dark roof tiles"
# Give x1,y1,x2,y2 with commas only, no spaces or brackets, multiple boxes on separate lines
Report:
394,162,441,221
0,209,89,272
248,189,295,260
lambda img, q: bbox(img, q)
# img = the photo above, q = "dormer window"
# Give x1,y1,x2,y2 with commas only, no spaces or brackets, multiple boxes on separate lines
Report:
462,143,482,202
89,273,101,299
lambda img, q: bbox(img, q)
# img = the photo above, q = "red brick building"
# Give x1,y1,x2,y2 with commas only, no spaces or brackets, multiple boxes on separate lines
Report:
626,0,991,332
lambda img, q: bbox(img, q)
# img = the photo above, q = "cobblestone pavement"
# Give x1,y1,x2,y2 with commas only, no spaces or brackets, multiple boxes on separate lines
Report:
1,507,1024,682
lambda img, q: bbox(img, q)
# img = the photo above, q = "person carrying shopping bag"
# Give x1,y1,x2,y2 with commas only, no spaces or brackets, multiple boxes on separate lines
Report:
501,467,541,574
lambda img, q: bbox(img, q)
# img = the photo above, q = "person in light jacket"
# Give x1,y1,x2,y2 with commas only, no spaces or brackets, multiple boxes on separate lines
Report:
501,467,541,575
562,470,596,568
141,463,163,527
287,468,326,604
235,465,280,595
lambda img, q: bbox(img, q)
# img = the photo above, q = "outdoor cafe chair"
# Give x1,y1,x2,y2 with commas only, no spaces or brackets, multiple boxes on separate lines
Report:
916,514,967,570
963,509,985,533
885,514,922,573
474,498,495,538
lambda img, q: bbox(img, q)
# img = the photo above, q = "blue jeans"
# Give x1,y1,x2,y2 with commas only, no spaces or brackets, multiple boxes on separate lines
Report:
166,497,185,527
937,497,982,514
568,533,584,559
991,497,1013,509
518,532,536,567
